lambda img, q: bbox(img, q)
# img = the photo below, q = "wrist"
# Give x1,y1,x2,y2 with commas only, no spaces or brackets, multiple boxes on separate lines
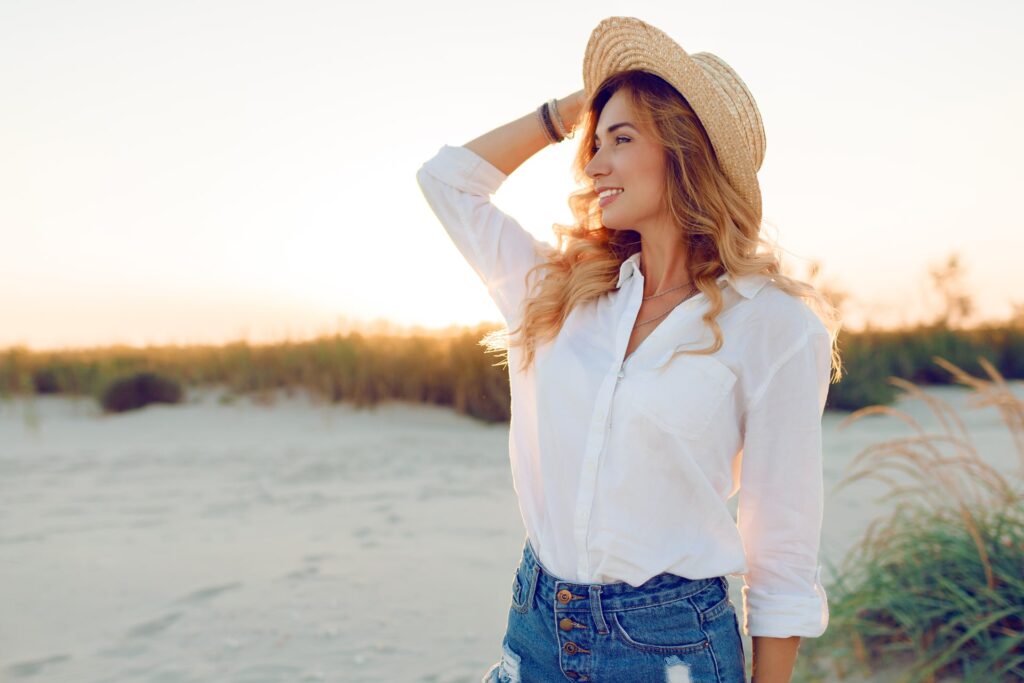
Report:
556,93,583,136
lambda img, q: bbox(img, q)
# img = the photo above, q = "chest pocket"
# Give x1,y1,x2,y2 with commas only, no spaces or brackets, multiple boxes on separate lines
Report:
629,352,737,440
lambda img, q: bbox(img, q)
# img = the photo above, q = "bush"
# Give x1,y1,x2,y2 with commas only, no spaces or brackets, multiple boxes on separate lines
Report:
99,371,183,413
797,356,1024,682
32,367,60,394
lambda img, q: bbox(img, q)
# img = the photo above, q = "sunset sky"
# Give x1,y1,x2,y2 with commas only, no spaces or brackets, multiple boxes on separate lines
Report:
2,0,1022,350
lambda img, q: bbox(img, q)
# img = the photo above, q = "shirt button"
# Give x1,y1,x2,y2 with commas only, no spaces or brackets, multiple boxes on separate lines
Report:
617,370,624,378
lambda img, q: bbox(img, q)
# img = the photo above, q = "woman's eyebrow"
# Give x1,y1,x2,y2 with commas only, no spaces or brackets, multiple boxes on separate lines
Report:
593,122,637,142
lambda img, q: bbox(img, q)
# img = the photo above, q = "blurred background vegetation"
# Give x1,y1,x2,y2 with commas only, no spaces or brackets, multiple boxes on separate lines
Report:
2,319,1023,420
2,251,1023,420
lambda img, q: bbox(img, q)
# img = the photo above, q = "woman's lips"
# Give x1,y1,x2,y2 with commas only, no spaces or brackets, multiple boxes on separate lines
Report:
599,191,622,208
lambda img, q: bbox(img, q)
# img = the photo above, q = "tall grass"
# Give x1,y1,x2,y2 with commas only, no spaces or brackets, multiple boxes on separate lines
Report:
827,322,1024,411
797,357,1024,683
2,323,1023,418
0,325,514,422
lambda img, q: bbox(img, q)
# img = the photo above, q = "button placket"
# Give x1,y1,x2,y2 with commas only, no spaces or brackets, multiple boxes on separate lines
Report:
574,302,636,583
574,368,619,581
609,364,625,429
555,585,593,681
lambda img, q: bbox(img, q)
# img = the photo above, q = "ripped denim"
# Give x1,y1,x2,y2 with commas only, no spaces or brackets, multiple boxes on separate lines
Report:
481,538,747,683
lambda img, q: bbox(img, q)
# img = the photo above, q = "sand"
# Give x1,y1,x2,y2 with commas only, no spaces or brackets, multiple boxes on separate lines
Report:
2,381,1021,682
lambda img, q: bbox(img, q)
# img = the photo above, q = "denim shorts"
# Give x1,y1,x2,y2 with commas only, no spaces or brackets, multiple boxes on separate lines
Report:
482,538,747,683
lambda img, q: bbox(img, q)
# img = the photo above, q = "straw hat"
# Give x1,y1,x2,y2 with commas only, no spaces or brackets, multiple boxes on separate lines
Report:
583,16,766,223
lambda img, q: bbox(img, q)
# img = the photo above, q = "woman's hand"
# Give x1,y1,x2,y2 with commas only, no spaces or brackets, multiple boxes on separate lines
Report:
557,89,587,134
462,89,587,177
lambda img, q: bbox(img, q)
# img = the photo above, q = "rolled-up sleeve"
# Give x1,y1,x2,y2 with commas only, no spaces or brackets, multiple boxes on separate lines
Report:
415,144,554,328
737,329,831,638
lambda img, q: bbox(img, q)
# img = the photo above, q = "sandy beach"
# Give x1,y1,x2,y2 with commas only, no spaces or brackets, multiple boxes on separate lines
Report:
2,381,1021,682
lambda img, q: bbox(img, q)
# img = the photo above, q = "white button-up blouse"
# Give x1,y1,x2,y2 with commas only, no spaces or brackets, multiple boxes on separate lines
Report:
415,144,831,639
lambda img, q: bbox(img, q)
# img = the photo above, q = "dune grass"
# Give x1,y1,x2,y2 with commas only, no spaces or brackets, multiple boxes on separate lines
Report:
796,357,1024,683
1,322,1022,420
0,324,515,421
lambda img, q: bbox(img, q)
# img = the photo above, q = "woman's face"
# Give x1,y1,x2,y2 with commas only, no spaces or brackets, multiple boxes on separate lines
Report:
584,90,668,234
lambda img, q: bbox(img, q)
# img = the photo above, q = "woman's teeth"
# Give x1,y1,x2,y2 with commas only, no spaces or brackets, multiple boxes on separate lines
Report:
599,189,623,207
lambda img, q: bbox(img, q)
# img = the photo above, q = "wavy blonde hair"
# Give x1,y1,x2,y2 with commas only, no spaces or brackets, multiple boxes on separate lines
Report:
483,70,844,383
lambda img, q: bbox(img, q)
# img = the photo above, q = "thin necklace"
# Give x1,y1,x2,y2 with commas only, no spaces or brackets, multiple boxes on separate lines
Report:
635,255,697,326
638,254,692,301
642,282,692,301
636,283,698,326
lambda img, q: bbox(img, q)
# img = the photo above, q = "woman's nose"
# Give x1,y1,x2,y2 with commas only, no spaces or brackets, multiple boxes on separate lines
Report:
586,154,607,179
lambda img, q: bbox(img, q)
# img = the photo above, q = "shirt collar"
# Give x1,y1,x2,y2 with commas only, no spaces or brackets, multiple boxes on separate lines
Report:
615,252,769,299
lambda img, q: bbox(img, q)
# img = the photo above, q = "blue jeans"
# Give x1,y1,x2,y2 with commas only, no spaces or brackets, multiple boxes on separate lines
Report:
482,538,747,682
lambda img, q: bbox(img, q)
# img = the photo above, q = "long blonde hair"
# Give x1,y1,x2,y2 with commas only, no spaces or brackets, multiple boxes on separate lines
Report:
483,70,844,383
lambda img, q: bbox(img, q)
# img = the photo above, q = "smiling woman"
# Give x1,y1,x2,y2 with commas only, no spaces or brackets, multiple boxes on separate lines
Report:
506,63,840,374
416,15,845,683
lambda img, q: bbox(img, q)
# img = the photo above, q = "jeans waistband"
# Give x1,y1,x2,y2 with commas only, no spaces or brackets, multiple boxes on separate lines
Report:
520,537,725,613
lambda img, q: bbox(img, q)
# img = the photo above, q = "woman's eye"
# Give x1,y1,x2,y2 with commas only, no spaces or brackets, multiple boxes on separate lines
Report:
590,136,630,154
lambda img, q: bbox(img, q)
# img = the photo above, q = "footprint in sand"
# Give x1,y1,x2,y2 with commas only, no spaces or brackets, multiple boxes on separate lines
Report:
284,564,320,580
125,611,184,638
5,653,72,679
173,581,242,605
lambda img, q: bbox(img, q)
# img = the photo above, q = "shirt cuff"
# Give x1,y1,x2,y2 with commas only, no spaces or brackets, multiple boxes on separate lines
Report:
741,565,830,638
417,144,508,197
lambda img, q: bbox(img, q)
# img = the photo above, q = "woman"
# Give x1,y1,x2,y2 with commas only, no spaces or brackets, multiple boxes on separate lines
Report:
416,16,843,683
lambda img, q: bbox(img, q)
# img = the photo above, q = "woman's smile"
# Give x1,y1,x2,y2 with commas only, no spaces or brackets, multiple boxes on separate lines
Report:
599,190,623,208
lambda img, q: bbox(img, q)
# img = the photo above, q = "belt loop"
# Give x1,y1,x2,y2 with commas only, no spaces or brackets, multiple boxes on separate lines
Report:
589,585,609,634
527,564,541,605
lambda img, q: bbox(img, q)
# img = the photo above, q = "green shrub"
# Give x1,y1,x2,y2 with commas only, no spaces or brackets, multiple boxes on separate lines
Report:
99,371,183,413
798,357,1024,682
32,367,60,394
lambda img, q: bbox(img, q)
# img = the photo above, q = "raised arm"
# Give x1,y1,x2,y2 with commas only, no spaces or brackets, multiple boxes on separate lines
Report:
463,90,586,176
415,92,585,328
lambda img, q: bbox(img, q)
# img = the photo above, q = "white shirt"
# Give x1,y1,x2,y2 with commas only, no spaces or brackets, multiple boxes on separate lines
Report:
416,143,831,639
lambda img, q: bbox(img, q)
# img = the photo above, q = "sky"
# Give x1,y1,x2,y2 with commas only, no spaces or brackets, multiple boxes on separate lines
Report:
2,0,1022,350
